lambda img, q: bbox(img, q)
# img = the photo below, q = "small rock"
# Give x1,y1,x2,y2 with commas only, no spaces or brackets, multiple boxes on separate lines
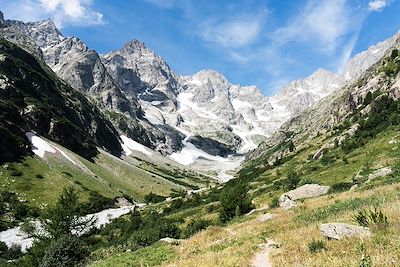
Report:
279,184,330,210
389,139,398,144
246,206,269,216
367,167,392,182
320,223,371,240
159,237,182,245
257,213,274,222
349,184,358,191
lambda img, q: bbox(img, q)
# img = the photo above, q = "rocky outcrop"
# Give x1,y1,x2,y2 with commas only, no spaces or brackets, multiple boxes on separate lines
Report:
257,213,275,222
279,184,330,210
0,38,122,161
159,237,182,245
320,223,371,240
187,135,237,156
367,167,393,182
247,32,400,164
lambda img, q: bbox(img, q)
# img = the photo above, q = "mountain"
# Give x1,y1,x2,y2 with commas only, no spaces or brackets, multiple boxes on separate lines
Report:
0,11,398,168
246,33,400,165
0,38,122,163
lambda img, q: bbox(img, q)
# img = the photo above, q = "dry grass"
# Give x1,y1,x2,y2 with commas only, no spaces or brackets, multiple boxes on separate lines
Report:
162,183,400,267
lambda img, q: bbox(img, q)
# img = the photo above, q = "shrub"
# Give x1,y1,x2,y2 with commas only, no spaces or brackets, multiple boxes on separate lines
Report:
308,239,326,253
20,221,37,237
39,235,88,267
144,192,166,204
353,207,388,230
329,182,353,193
183,219,211,238
0,241,8,257
130,228,160,248
219,180,253,223
269,197,280,209
35,174,44,179
205,203,218,213
286,164,300,190
3,244,23,260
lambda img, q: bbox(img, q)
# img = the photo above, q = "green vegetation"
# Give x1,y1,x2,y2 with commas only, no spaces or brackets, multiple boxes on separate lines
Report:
353,207,388,230
219,180,253,223
308,239,327,253
89,243,175,267
144,192,166,204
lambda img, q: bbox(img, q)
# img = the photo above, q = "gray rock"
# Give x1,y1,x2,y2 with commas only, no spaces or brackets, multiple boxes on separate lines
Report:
246,206,269,216
279,184,330,210
367,167,393,182
320,223,371,240
159,237,182,245
257,213,275,222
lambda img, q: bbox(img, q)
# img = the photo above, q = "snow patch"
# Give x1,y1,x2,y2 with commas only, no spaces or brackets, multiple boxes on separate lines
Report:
121,135,153,156
25,132,76,165
26,132,56,158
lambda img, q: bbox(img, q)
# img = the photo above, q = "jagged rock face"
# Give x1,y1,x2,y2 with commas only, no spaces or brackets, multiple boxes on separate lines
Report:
102,40,181,109
43,37,139,116
247,34,400,163
2,12,399,160
272,69,343,115
342,32,400,81
0,39,122,161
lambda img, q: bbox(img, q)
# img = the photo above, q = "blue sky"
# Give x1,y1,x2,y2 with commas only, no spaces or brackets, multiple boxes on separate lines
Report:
2,0,400,95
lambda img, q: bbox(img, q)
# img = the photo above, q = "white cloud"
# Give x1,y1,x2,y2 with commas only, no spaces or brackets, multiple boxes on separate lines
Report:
273,0,358,53
368,0,390,11
199,14,265,48
1,0,103,28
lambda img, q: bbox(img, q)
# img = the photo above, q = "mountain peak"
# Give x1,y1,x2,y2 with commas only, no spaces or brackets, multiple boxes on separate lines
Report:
123,39,147,51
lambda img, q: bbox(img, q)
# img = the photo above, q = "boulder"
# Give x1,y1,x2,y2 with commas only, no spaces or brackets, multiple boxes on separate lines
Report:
257,213,274,222
320,223,371,240
367,167,393,182
279,184,330,210
159,237,182,245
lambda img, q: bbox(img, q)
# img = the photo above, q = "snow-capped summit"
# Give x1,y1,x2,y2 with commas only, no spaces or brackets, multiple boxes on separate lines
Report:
342,32,400,81
272,68,342,115
1,11,399,164
102,39,181,106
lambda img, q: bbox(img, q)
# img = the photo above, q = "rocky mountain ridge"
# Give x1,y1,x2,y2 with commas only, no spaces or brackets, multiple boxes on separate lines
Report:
1,11,398,166
247,33,400,164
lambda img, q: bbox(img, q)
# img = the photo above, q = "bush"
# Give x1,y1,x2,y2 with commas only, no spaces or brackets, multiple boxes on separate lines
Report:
130,228,160,248
353,207,388,230
35,174,44,179
183,219,211,238
3,244,23,260
308,239,327,253
0,241,8,257
219,180,253,223
39,235,88,267
329,182,353,193
286,165,300,190
144,192,166,204
269,197,280,209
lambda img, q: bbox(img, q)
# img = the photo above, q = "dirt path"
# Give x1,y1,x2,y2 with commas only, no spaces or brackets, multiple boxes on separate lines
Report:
251,240,278,267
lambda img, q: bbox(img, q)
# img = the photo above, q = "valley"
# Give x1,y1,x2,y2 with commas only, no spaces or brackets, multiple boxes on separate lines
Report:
0,6,400,267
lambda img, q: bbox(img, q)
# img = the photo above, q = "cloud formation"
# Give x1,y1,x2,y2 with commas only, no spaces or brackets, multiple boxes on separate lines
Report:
199,14,265,48
368,0,390,11
2,0,103,28
273,0,357,53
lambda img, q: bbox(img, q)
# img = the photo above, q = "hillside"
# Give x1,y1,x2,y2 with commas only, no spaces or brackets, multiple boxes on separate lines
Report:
0,7,399,267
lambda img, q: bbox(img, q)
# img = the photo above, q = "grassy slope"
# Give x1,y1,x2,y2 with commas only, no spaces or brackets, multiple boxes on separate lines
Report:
86,126,400,266
0,140,214,208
